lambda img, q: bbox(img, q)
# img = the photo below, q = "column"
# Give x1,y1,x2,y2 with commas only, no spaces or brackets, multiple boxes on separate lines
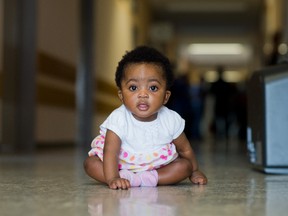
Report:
1,0,37,153
76,0,94,147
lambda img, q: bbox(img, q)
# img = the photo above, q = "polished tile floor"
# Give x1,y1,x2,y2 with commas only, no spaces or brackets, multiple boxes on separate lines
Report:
1,139,288,216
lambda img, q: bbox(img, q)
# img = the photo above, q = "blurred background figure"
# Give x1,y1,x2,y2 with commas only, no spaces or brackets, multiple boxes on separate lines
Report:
187,63,206,140
266,31,282,66
167,60,206,140
167,61,193,139
209,65,237,140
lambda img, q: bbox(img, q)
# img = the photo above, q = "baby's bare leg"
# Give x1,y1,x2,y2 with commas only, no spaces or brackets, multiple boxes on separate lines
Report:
84,156,106,183
157,158,192,185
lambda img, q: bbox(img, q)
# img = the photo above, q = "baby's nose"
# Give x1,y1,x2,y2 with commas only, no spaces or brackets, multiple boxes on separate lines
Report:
138,89,149,98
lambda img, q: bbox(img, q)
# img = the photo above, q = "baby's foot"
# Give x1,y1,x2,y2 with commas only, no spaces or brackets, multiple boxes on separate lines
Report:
119,170,141,187
137,170,158,187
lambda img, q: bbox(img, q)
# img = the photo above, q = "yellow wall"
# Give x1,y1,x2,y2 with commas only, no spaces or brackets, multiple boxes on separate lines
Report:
92,0,134,132
94,0,133,82
0,1,2,142
263,0,284,57
0,1,3,71
264,0,283,36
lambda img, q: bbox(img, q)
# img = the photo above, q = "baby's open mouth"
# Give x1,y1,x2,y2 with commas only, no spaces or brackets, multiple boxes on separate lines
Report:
137,103,149,111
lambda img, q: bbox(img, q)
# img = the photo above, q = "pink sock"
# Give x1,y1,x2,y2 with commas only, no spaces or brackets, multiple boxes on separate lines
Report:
119,170,141,187
137,170,158,187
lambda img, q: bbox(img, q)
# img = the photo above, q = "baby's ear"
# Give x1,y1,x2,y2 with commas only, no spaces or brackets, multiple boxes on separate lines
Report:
118,90,123,102
163,90,171,105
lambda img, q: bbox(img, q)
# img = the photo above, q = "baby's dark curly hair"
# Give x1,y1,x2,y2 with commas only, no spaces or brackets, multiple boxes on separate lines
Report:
115,46,174,89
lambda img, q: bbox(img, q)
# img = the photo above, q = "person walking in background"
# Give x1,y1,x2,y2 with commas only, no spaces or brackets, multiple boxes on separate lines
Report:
187,63,206,140
210,65,237,139
166,71,193,139
266,31,282,66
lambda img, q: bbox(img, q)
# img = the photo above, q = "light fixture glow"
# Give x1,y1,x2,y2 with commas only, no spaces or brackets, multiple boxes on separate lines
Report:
188,43,244,55
278,43,288,55
204,70,243,82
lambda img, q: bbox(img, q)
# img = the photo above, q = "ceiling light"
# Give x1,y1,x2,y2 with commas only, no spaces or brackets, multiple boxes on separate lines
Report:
188,43,244,55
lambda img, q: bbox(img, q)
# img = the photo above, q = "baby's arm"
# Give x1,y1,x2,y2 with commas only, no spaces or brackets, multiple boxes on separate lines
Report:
103,129,130,189
173,133,208,185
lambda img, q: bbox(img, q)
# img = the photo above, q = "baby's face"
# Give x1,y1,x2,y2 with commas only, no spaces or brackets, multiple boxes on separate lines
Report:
118,63,171,122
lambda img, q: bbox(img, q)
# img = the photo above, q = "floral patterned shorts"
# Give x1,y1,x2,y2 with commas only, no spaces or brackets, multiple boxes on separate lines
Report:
88,130,179,172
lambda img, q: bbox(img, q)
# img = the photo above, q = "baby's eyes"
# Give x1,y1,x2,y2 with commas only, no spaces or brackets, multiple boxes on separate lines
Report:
128,85,159,92
129,85,137,91
149,86,158,92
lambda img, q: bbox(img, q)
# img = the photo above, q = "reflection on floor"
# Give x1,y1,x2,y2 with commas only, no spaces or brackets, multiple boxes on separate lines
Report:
1,139,288,216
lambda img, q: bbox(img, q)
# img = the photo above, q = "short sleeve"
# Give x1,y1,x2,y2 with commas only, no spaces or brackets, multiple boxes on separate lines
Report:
173,113,185,139
100,105,126,139
159,106,185,140
171,111,185,139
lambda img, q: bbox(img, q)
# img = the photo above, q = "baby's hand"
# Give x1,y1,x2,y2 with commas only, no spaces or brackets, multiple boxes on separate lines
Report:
107,177,131,190
189,170,208,185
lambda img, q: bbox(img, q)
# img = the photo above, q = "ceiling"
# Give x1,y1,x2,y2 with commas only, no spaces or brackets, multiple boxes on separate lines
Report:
147,0,264,74
148,0,263,34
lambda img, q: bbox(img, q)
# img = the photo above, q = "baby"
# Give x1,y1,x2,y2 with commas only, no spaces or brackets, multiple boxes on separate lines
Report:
84,46,207,189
